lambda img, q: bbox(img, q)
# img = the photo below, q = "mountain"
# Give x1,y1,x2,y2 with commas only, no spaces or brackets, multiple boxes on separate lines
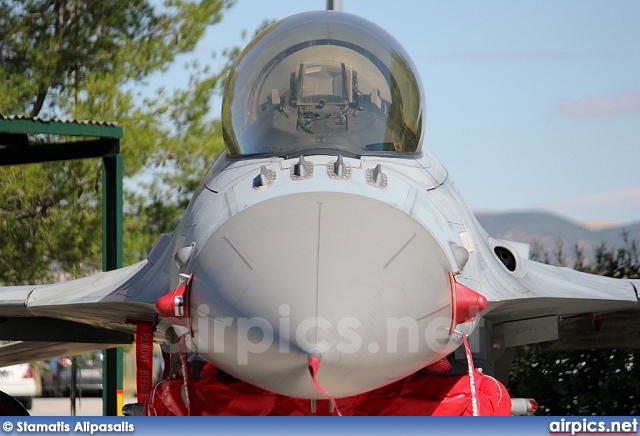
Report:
474,211,640,263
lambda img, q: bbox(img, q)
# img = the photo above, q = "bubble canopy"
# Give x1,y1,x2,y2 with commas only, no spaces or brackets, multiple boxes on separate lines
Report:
221,11,425,158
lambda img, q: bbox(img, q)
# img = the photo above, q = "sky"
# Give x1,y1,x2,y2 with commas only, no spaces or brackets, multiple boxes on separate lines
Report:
150,0,640,226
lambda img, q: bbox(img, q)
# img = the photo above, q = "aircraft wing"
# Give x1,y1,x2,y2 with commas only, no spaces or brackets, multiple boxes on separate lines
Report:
0,341,123,367
0,255,170,366
481,256,640,350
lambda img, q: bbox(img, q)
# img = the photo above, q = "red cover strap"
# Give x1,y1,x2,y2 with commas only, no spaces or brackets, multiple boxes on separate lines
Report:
136,322,154,404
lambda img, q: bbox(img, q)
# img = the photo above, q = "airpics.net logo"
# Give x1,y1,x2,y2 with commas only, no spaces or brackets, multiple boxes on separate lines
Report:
549,418,638,435
156,303,483,364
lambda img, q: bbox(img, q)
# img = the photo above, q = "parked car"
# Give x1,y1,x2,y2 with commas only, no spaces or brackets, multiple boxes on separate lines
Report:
0,364,36,410
40,353,103,397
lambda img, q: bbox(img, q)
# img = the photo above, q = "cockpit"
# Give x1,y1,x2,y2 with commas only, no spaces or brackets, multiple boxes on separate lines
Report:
221,11,425,158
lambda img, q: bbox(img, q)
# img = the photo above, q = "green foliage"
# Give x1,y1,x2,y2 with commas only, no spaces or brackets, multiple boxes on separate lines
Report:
509,234,640,415
0,160,103,283
0,0,242,284
0,0,233,116
510,345,640,415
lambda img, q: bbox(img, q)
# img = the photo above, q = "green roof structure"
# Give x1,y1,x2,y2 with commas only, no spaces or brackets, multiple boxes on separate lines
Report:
0,115,124,416
0,115,122,166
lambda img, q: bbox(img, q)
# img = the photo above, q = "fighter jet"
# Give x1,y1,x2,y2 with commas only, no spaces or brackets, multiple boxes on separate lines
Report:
0,10,638,415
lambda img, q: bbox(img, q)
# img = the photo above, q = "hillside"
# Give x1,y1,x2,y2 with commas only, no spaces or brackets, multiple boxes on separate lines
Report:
474,210,640,262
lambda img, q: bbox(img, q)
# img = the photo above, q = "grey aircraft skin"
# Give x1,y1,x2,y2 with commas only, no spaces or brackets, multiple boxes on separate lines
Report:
0,11,638,401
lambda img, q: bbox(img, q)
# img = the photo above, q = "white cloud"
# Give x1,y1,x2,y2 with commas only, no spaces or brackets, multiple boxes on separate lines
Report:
556,93,640,117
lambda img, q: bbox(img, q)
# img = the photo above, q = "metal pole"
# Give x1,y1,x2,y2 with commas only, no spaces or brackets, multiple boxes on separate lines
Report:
326,0,343,11
70,356,77,416
102,151,123,416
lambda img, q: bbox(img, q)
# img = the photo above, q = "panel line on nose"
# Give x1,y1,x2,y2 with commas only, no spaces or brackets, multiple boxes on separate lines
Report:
383,232,417,269
222,234,254,270
315,201,323,344
416,301,450,321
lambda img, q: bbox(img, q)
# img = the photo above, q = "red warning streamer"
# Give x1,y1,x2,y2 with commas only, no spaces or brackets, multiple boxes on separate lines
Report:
308,355,342,416
460,332,479,416
136,322,154,404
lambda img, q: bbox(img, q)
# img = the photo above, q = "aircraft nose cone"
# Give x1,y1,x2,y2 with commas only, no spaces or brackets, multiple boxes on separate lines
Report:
189,192,454,398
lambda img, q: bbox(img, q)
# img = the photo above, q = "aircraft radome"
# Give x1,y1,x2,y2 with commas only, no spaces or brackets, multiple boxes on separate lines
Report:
0,10,638,416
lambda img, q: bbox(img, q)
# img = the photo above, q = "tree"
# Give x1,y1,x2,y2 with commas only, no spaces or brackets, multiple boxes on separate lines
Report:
0,0,237,284
0,0,233,117
509,234,640,415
